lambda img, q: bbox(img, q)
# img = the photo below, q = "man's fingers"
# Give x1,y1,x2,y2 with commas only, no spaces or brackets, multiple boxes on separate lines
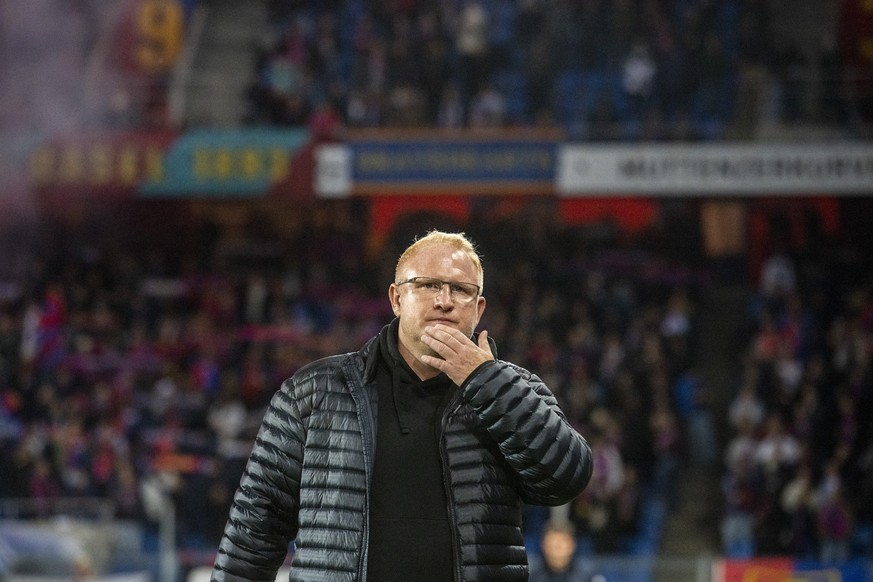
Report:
425,324,466,346
421,326,493,385
421,332,450,354
478,330,490,354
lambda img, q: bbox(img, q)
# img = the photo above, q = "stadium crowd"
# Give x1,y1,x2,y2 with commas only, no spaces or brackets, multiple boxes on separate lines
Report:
720,229,873,562
6,0,869,139
247,0,744,137
0,200,708,569
242,0,870,139
4,198,872,570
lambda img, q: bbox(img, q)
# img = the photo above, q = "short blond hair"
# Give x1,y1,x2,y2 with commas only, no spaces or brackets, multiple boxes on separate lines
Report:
395,230,484,290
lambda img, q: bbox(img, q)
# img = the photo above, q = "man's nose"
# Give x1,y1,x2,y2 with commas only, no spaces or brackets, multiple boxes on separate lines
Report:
434,284,454,306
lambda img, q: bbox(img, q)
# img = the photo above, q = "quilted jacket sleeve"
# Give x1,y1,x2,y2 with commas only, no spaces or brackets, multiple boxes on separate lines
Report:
460,360,593,506
211,380,304,581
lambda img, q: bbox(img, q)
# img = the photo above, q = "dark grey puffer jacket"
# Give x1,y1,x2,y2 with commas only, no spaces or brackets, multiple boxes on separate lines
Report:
211,332,592,582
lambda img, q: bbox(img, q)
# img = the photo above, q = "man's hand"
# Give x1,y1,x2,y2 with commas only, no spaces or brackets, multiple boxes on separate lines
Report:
420,324,494,385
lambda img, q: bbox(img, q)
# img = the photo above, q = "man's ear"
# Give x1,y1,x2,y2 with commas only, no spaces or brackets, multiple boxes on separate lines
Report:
389,284,401,316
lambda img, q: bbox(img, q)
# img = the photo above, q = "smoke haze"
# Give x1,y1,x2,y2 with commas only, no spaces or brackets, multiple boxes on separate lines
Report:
0,0,112,218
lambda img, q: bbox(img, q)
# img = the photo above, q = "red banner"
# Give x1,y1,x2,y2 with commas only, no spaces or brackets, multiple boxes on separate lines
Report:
713,557,868,582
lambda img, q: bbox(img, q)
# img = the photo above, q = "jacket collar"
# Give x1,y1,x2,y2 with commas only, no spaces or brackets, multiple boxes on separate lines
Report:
361,324,387,384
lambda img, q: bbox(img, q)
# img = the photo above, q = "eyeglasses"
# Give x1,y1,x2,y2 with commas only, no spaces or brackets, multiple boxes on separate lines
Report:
396,277,481,304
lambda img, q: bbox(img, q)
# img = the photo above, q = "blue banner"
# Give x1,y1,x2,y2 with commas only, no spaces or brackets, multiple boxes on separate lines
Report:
138,128,309,197
347,137,557,194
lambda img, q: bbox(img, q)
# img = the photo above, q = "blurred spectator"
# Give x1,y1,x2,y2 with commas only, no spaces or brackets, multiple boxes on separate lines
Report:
721,454,759,557
27,457,62,516
754,413,801,480
523,33,556,122
345,88,384,127
385,83,428,127
728,368,765,431
780,462,817,556
759,245,797,310
773,44,808,124
571,417,625,553
621,39,657,120
693,32,731,125
587,92,622,141
673,369,718,468
528,520,596,582
725,417,758,477
111,456,145,520
436,84,465,128
816,465,853,564
649,398,681,503
467,81,507,127
751,309,782,364
455,0,491,103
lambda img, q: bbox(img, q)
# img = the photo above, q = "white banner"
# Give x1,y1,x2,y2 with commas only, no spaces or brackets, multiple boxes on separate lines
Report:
314,144,352,198
557,143,873,195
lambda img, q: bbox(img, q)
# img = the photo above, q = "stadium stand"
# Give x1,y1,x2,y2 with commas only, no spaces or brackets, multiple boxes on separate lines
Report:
232,0,870,139
1,0,872,580
0,200,709,578
719,224,873,562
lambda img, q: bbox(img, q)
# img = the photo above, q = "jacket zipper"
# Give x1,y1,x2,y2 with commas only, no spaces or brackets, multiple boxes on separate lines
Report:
440,393,463,582
344,358,375,581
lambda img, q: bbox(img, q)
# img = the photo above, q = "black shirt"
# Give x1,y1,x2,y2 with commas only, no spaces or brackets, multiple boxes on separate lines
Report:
367,321,456,581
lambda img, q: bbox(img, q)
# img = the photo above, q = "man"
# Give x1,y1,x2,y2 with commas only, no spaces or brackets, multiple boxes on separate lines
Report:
211,230,593,581
528,521,596,582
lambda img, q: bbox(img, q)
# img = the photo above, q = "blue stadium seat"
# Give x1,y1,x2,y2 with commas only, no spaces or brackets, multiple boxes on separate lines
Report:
492,68,528,123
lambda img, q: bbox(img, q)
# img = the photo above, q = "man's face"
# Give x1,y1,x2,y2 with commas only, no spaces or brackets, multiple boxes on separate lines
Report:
389,242,486,371
541,530,576,572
